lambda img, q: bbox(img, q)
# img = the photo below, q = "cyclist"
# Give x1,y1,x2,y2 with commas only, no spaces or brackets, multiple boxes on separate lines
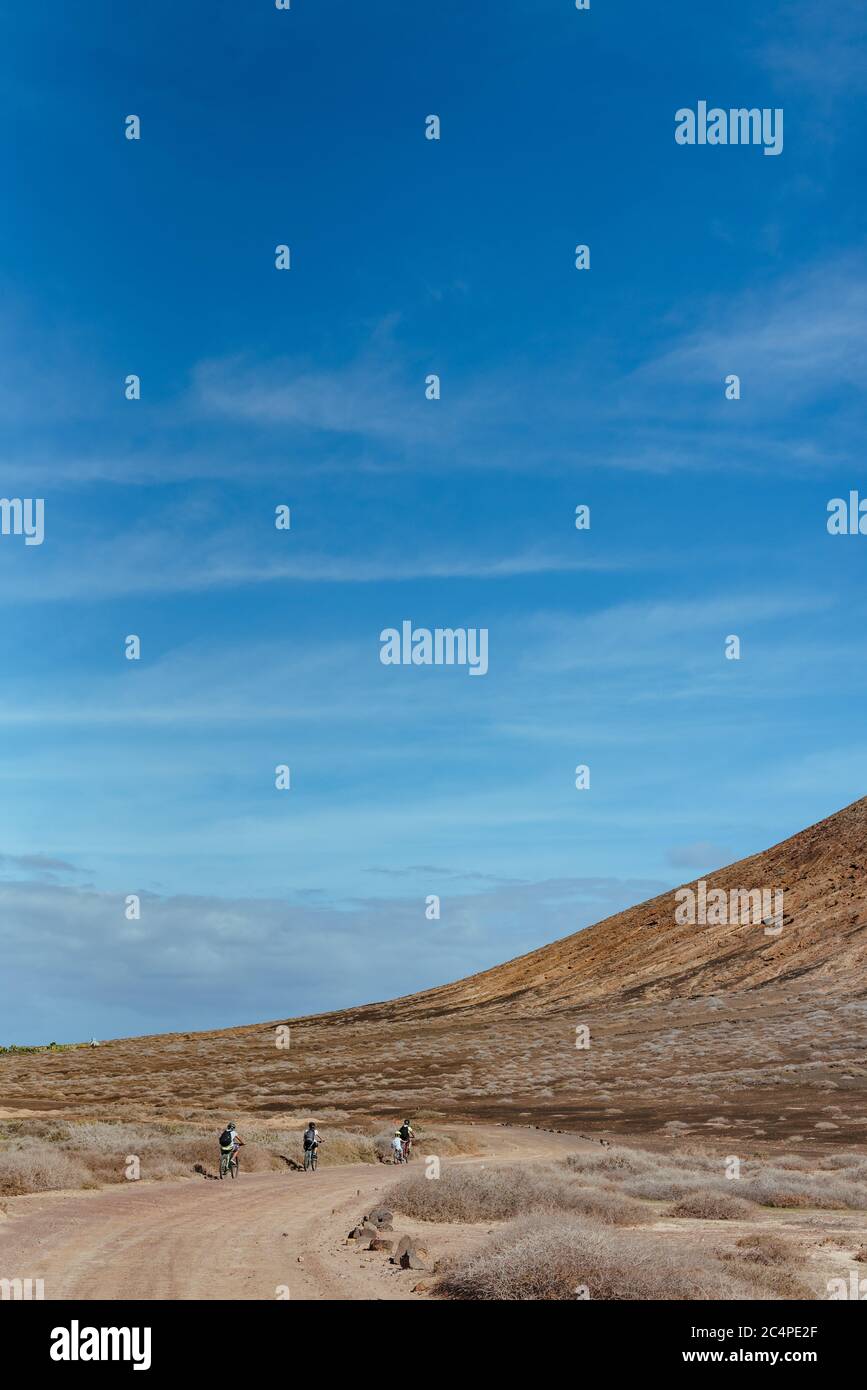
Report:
398,1119,414,1161
391,1130,404,1164
218,1122,244,1176
302,1120,322,1172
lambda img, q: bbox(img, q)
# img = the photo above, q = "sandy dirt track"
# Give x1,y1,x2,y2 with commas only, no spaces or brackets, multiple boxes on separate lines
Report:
0,1126,586,1301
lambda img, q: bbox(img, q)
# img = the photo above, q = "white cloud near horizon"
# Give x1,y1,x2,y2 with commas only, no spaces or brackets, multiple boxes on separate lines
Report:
0,873,669,1042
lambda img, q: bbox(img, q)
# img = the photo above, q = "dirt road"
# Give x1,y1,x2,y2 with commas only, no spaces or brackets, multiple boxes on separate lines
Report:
0,1126,587,1301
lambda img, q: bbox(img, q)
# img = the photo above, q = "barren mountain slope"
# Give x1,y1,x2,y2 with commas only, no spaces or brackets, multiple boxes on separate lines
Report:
378,791,867,1018
4,799,866,1143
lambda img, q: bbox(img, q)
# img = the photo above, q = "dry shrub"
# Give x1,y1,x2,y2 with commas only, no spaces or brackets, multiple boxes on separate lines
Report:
819,1155,867,1182
735,1233,802,1267
622,1172,712,1202
0,1120,69,1143
390,1164,643,1225
64,1122,162,1153
668,1191,757,1220
566,1147,655,1177
567,1144,867,1213
739,1170,867,1210
436,1214,789,1301
567,1147,726,1200
566,1188,647,1225
717,1235,812,1298
0,1145,92,1195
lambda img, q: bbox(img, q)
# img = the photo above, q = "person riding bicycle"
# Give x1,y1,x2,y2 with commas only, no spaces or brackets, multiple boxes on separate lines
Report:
302,1120,322,1171
391,1131,404,1163
398,1119,414,1161
219,1122,244,1173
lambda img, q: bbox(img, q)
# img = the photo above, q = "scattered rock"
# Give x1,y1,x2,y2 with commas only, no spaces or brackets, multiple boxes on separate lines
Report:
392,1235,432,1272
369,1236,394,1252
348,1224,379,1242
365,1207,394,1227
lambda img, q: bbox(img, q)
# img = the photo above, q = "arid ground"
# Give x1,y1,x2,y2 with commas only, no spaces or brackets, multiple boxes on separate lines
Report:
2,799,865,1299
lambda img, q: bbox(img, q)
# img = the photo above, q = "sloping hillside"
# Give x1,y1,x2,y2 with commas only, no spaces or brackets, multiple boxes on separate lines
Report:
376,794,867,1019
3,799,866,1144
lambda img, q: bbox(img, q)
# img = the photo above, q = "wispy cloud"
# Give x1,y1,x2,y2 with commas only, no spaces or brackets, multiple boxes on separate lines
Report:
0,524,630,604
4,254,867,489
187,261,867,478
0,851,84,883
755,0,867,97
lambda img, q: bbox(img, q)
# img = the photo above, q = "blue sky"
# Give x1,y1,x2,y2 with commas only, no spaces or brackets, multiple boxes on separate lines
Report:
2,0,867,1043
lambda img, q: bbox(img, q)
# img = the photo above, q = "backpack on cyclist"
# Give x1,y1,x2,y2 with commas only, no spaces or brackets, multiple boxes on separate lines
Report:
219,1128,234,1149
303,1127,316,1150
399,1123,411,1142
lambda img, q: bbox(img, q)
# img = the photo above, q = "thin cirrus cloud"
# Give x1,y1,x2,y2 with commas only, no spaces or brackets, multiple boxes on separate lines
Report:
184,262,867,476
191,352,441,446
519,590,835,675
630,262,867,402
2,253,863,489
0,525,629,605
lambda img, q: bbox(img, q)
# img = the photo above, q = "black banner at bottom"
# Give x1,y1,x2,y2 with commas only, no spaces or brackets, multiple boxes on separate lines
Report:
2,1298,860,1374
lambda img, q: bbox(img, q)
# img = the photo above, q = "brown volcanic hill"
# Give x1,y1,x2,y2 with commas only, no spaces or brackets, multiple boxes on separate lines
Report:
362,792,867,1020
4,799,867,1145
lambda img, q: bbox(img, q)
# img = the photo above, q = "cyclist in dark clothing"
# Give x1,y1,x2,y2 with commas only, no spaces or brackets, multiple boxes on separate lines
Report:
302,1120,322,1171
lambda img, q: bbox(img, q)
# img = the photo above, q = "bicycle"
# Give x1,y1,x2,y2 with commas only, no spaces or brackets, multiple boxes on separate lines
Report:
219,1149,239,1179
303,1142,319,1171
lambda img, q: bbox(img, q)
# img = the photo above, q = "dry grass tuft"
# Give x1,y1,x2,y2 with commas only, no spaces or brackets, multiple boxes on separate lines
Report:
0,1146,92,1195
567,1144,867,1213
390,1164,643,1225
668,1191,757,1220
735,1233,802,1267
738,1170,867,1210
435,1214,806,1301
